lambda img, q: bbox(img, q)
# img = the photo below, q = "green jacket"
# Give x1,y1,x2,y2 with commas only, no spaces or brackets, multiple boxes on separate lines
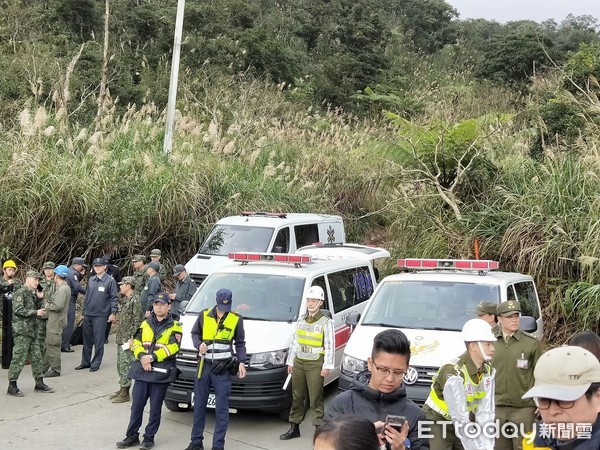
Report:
116,291,143,345
492,328,542,408
45,280,70,334
423,352,490,421
12,285,39,338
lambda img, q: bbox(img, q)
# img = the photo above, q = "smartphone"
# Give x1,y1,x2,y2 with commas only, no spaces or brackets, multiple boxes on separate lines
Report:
383,415,406,432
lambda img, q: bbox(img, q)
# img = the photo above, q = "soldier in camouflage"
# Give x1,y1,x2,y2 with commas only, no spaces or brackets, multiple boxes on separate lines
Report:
150,249,167,284
132,255,148,295
35,261,56,360
7,270,54,396
110,276,142,403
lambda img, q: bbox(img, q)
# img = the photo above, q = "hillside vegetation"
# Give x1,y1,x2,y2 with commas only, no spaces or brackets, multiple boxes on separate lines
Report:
1,0,600,342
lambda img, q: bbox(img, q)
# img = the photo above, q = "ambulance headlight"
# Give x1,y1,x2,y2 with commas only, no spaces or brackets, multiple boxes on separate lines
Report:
341,354,367,377
249,350,288,369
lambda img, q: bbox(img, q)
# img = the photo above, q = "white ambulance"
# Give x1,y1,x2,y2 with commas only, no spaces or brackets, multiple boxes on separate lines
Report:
165,245,389,419
185,212,346,286
339,258,544,405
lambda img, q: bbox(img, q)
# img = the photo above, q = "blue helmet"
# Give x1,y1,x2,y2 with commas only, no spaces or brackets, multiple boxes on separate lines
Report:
54,264,69,278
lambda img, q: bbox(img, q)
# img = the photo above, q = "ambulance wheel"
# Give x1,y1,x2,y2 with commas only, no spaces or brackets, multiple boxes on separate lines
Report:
164,400,188,412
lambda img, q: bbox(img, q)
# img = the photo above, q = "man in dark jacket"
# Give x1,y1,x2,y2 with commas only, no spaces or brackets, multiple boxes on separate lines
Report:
116,292,182,449
61,257,87,352
168,264,197,320
326,329,429,450
75,258,118,372
141,262,161,318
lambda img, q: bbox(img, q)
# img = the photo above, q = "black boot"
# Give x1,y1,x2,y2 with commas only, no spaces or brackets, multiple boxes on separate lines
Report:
116,433,140,449
279,423,300,440
34,379,55,393
7,380,24,397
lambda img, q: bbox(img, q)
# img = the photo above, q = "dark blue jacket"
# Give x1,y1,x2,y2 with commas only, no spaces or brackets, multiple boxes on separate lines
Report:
82,273,118,317
66,265,86,303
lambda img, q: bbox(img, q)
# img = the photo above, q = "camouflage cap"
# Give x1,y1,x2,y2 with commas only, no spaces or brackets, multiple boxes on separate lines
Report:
132,255,146,262
476,301,497,316
497,300,521,317
42,261,56,269
26,270,43,279
150,249,161,257
118,276,136,286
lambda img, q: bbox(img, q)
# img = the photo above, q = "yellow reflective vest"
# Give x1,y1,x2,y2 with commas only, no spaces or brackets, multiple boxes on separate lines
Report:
295,314,329,361
132,317,182,362
201,309,240,360
425,359,493,420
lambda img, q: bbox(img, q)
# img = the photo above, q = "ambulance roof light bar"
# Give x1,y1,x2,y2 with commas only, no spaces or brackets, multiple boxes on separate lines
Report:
397,258,499,272
240,211,287,218
228,252,312,267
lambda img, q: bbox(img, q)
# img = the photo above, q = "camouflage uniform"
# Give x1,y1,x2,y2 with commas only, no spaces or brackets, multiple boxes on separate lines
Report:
133,268,148,295
8,285,43,382
157,263,167,284
35,278,55,358
116,291,142,388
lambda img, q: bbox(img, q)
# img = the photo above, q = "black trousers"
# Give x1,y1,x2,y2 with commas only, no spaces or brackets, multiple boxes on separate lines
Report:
126,380,169,440
61,300,76,349
80,315,107,369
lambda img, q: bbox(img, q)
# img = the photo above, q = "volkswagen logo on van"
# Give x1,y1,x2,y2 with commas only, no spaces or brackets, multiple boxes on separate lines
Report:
403,366,419,385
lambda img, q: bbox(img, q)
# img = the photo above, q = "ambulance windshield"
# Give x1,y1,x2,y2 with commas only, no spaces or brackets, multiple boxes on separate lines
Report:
199,225,275,256
186,272,305,322
361,280,501,331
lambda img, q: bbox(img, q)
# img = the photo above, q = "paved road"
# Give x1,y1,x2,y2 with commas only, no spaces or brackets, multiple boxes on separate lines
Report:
0,339,335,450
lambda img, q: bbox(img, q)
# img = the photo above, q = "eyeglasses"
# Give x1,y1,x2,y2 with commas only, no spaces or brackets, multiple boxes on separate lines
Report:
534,398,576,410
373,363,406,379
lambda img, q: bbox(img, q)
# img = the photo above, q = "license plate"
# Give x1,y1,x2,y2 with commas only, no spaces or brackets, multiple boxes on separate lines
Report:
191,392,216,408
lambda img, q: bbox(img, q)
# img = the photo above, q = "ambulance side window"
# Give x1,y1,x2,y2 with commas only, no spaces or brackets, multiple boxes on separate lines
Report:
327,266,374,314
295,224,319,248
513,281,540,319
272,227,290,253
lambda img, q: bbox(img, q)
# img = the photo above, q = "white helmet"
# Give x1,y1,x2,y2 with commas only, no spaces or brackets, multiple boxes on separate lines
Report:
462,319,496,342
306,285,325,301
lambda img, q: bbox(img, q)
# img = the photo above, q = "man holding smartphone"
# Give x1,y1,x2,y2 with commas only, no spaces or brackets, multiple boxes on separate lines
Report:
326,329,429,450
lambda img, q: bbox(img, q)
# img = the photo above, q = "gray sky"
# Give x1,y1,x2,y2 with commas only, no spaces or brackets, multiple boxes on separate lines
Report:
446,0,600,23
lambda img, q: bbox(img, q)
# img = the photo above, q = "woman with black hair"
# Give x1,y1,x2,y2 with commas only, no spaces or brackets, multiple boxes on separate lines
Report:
314,415,380,450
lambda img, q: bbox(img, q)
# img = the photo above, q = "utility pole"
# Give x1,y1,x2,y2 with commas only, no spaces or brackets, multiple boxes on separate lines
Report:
163,0,186,154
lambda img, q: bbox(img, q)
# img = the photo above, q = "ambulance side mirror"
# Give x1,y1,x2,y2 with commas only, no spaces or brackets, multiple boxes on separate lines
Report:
346,312,360,333
520,316,537,333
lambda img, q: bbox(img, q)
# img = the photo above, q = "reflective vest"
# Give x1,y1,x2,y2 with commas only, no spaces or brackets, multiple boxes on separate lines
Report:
425,362,493,420
202,309,240,361
295,314,329,361
522,432,552,450
131,318,182,362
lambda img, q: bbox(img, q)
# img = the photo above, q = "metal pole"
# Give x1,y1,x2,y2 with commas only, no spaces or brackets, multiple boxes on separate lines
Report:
163,0,186,154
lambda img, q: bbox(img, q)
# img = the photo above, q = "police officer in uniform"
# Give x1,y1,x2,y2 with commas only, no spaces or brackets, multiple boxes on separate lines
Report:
185,288,247,450
280,285,334,440
141,262,161,318
7,270,54,396
492,300,542,450
169,264,197,320
423,319,497,450
116,292,182,449
475,301,498,328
